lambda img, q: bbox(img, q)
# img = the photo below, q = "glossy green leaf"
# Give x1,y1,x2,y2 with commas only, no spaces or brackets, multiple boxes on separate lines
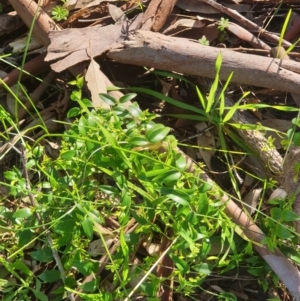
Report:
81,98,94,107
12,259,32,276
82,216,94,240
72,260,95,276
32,146,44,158
80,279,99,293
18,229,33,248
281,246,300,264
26,159,36,169
159,187,190,205
42,182,51,189
197,193,208,215
128,104,142,118
55,218,76,233
169,254,189,273
30,289,48,301
281,209,300,222
13,208,32,219
199,182,213,193
78,116,88,136
67,107,80,118
275,224,293,239
30,248,53,263
192,263,212,275
153,170,182,183
61,150,76,160
175,154,186,170
39,270,61,283
270,207,281,220
145,168,168,178
121,193,131,207
128,136,149,146
146,124,170,143
119,93,137,103
4,171,18,181
99,185,119,195
99,93,116,105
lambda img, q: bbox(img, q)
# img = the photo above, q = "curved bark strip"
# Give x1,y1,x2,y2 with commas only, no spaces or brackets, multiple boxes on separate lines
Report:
8,0,60,46
107,30,300,94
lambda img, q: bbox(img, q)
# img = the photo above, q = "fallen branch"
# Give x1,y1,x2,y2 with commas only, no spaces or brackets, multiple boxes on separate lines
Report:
8,0,60,46
106,30,300,94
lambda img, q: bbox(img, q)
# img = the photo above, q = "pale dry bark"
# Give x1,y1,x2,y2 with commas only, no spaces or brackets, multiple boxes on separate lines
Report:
8,0,61,46
107,30,300,94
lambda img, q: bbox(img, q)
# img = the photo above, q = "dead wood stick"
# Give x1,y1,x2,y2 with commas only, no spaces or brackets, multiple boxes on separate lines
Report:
0,53,49,88
8,0,60,46
107,30,300,95
198,0,291,47
140,0,178,31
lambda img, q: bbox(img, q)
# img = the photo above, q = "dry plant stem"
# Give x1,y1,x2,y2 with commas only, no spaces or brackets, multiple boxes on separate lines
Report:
8,0,60,46
0,53,49,88
19,146,75,301
107,30,300,94
227,23,271,51
198,0,291,47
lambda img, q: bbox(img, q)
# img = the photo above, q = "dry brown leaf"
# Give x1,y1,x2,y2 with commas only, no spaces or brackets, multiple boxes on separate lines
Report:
46,18,141,72
227,22,271,50
243,188,261,215
108,3,128,22
140,0,177,31
284,12,300,42
88,237,115,257
85,58,108,108
163,18,204,33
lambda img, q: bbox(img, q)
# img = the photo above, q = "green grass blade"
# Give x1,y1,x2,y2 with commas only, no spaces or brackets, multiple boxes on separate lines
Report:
277,9,292,58
129,87,206,114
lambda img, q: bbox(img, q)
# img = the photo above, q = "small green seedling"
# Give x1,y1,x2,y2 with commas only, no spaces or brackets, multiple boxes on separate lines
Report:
218,17,229,31
199,36,210,46
51,0,69,21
